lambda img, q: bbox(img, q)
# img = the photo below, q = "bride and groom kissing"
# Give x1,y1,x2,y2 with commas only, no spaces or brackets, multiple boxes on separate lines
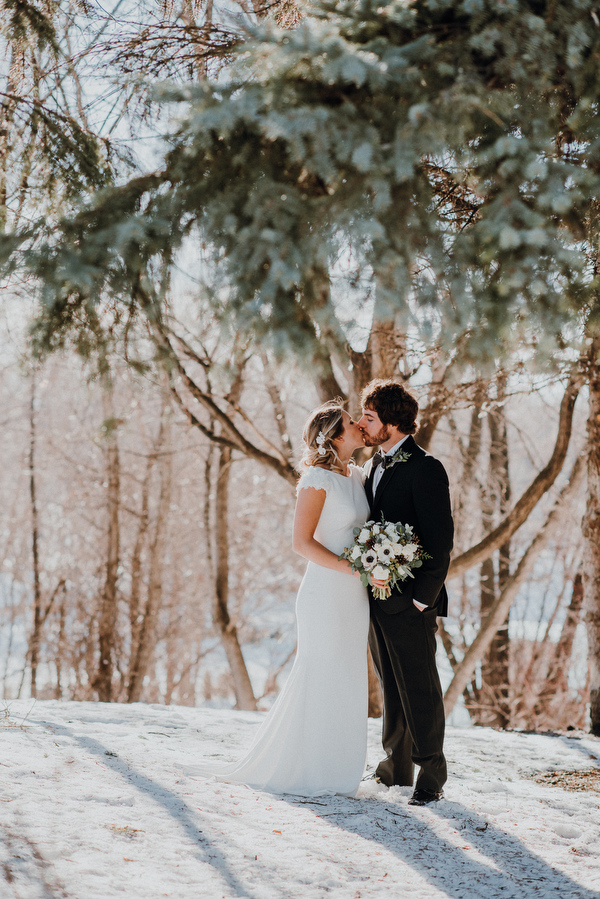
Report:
199,378,454,807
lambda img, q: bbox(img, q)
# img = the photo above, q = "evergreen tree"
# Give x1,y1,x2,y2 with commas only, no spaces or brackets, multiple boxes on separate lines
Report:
17,0,600,362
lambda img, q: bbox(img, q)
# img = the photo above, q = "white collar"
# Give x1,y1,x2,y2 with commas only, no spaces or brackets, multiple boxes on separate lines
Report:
382,435,410,457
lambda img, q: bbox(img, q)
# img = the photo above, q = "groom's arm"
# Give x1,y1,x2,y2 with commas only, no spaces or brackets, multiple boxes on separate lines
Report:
410,457,454,609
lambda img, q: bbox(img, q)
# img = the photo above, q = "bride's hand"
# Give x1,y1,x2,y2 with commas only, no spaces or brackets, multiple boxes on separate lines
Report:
371,577,388,589
346,563,386,589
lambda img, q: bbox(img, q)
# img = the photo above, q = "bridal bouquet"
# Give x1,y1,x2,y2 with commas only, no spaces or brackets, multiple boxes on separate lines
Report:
340,516,430,601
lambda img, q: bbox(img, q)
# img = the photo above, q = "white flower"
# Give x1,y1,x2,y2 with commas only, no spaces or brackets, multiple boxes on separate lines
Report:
361,549,378,570
358,528,371,543
350,544,362,560
377,542,395,562
372,524,382,534
401,543,419,561
385,523,398,538
316,430,327,455
371,564,389,581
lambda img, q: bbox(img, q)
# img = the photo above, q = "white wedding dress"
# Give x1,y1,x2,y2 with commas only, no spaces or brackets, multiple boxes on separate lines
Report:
203,465,370,797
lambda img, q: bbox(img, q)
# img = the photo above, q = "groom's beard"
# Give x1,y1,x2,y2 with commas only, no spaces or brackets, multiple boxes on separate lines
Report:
362,424,392,447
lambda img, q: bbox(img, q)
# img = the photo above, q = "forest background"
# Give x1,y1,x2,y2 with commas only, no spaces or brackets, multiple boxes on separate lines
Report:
0,0,598,734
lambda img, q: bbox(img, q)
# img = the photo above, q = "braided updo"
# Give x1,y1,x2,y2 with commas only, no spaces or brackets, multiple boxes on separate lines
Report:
300,400,346,474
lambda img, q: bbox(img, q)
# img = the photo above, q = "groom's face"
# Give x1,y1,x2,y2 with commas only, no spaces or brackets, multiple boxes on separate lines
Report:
358,407,391,447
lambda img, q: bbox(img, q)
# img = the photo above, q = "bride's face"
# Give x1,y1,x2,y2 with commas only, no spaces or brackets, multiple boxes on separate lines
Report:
333,411,365,457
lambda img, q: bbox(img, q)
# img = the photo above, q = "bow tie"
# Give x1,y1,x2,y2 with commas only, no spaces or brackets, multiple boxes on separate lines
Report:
372,451,393,471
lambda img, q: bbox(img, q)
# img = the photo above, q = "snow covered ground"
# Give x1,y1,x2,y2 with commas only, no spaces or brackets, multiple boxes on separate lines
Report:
1,700,600,899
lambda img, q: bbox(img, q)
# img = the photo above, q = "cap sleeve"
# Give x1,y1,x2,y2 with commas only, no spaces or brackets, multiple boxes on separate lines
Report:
350,462,367,485
296,466,332,496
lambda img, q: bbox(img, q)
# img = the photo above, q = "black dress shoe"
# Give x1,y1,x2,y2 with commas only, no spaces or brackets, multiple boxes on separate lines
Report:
408,789,444,806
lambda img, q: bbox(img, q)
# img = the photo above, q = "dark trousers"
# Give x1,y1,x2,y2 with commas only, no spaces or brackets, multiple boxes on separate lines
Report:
369,600,447,793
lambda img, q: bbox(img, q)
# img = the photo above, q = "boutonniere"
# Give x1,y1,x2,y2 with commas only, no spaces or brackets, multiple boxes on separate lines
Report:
382,447,412,470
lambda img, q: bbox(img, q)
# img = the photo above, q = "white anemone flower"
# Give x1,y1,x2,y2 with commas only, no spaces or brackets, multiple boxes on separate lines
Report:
361,549,378,570
377,542,395,562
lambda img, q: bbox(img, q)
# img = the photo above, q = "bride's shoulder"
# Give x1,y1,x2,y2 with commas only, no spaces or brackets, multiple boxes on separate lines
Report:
296,465,334,495
348,461,367,485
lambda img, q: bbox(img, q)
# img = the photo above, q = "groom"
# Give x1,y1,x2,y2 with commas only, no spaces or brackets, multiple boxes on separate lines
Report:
358,379,453,806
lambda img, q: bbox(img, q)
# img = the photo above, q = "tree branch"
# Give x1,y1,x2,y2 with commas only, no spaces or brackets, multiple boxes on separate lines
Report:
155,326,298,485
449,372,583,579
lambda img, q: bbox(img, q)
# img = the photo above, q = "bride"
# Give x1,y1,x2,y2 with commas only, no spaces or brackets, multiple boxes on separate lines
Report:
201,400,371,797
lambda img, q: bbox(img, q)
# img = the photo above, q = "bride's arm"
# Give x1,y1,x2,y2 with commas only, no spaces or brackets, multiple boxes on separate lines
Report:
292,487,357,576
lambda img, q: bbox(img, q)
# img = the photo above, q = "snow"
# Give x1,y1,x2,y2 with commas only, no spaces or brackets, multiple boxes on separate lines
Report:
1,701,600,899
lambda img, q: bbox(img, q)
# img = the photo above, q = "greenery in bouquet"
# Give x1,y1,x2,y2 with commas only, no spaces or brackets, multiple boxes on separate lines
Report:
340,516,430,601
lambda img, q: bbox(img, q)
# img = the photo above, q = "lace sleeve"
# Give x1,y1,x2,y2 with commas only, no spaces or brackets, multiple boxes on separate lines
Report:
296,466,331,496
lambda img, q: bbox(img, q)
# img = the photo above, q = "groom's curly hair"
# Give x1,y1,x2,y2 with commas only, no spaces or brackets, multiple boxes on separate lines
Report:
360,379,419,434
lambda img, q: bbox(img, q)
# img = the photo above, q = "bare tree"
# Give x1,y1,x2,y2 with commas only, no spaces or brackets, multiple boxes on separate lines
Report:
444,454,585,714
92,380,122,702
127,401,172,702
28,372,42,697
583,331,600,734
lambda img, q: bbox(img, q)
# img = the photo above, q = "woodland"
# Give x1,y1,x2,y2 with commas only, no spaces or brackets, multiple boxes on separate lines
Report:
0,0,599,734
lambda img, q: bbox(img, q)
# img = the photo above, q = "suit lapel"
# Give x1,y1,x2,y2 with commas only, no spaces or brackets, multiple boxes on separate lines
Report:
364,457,376,507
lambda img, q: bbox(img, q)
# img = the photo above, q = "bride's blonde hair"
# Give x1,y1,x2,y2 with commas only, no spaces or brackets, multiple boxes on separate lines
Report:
300,400,346,474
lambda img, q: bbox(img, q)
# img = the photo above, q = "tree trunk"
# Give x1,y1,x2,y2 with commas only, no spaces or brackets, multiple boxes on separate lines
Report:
54,593,67,700
203,360,258,711
126,443,157,693
28,374,42,699
309,268,347,403
128,408,172,703
532,572,584,722
583,332,600,734
93,384,121,702
417,353,453,451
478,386,511,727
214,442,257,710
370,321,402,380
261,354,294,462
0,48,17,231
453,398,484,539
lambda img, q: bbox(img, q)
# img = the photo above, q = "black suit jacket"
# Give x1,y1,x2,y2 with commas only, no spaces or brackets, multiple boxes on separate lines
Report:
365,435,453,616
